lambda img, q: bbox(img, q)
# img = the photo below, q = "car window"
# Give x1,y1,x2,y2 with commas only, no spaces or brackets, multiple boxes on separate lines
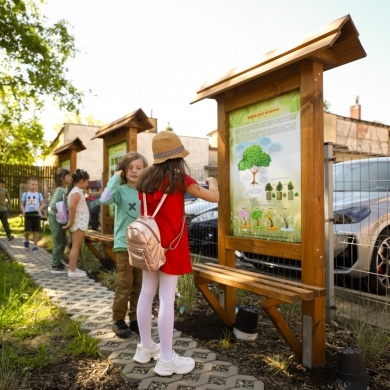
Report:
333,160,390,192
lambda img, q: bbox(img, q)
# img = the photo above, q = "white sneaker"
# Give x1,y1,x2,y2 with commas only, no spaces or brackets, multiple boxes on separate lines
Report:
67,268,87,278
154,351,195,376
133,342,160,364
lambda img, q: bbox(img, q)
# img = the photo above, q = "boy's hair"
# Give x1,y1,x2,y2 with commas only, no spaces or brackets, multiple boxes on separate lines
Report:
27,177,38,183
54,168,71,187
0,177,4,184
116,152,148,185
137,158,190,195
68,169,90,193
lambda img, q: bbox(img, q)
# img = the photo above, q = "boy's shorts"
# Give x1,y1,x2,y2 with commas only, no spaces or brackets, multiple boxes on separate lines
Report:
24,216,41,232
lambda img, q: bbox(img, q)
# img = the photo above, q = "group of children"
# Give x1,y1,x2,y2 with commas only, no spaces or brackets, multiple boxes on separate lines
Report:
0,131,219,377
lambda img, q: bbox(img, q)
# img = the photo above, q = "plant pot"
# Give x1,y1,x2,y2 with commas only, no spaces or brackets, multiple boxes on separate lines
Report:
233,305,258,340
335,348,369,389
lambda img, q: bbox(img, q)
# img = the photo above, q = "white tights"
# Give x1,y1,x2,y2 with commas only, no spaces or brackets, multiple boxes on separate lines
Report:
137,270,178,361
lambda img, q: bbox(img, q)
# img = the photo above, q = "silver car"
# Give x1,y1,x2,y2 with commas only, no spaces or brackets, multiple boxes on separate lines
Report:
332,157,390,294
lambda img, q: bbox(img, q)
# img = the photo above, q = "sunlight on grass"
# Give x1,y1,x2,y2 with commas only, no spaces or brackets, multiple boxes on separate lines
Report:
263,354,292,377
0,214,25,238
0,253,103,389
220,327,232,349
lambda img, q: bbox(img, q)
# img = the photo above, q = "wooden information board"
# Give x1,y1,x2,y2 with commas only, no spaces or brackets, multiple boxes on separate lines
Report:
191,15,366,367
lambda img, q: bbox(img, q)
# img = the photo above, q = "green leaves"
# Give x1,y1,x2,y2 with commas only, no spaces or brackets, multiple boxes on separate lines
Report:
0,0,85,163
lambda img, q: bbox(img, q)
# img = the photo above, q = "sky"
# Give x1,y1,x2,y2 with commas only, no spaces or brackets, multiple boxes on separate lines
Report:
41,0,390,141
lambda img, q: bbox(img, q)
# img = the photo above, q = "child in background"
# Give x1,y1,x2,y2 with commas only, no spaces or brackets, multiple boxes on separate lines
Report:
101,152,148,338
63,169,90,278
21,177,45,252
0,177,14,241
133,131,219,376
49,168,73,274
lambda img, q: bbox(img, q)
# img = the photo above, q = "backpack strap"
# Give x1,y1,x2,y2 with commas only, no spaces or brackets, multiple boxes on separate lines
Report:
166,215,186,251
141,192,185,252
142,193,167,217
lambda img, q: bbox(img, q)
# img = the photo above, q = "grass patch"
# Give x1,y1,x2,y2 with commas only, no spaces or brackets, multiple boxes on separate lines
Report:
0,254,102,389
0,214,55,251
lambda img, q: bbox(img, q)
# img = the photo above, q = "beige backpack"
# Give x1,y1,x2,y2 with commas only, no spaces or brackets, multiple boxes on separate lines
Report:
126,193,184,271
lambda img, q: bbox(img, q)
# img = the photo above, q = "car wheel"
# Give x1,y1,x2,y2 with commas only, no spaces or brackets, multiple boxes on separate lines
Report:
369,230,390,295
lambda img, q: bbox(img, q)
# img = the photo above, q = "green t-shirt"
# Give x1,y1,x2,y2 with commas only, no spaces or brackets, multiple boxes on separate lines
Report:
100,174,140,251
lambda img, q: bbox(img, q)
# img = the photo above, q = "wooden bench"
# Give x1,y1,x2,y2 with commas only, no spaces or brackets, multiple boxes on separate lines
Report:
192,262,327,367
84,230,116,265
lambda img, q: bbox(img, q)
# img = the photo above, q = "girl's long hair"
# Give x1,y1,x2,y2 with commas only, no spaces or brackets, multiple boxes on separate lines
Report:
136,158,190,194
116,152,148,185
54,168,70,188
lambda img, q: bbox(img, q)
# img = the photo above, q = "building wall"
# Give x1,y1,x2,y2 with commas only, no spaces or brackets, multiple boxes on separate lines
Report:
45,124,103,181
137,132,211,181
324,112,390,155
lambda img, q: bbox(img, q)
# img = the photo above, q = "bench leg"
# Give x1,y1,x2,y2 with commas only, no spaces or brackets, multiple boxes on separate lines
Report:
84,241,105,264
195,277,232,325
102,245,116,264
261,297,302,361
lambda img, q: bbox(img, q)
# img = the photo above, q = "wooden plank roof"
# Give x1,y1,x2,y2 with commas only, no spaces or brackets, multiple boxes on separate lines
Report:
92,108,154,140
52,137,86,155
191,14,366,103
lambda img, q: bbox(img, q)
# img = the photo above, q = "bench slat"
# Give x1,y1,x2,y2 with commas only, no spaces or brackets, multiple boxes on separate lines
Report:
193,263,314,301
202,263,326,297
85,230,114,244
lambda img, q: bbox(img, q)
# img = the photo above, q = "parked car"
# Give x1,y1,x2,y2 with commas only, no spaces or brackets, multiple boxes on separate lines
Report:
186,157,390,295
185,182,209,205
187,206,218,257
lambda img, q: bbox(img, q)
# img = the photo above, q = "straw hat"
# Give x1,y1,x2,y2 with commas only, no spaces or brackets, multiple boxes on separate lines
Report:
152,131,190,164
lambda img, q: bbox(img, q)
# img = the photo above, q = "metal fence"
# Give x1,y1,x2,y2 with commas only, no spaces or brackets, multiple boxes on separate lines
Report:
187,145,390,326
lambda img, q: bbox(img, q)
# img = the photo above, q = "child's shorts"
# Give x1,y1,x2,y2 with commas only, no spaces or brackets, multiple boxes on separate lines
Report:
25,215,41,232
70,213,89,233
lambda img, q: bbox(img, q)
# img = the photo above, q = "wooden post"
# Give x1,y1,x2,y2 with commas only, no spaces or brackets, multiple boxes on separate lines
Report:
300,59,326,366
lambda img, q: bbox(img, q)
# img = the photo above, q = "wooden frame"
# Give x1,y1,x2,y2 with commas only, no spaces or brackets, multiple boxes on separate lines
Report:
191,15,366,368
51,137,86,173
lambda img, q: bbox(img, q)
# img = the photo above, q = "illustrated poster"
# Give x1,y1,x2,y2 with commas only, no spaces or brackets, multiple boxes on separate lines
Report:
61,159,70,172
230,91,301,243
108,141,127,216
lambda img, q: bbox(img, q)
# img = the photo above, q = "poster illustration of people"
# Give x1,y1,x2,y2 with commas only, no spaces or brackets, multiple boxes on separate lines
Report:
230,91,301,243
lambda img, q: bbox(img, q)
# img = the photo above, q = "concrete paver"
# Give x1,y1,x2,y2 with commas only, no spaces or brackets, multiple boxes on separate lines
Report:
0,237,264,389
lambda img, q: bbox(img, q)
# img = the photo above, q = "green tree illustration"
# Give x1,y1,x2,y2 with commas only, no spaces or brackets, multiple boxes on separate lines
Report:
237,145,271,185
251,209,263,227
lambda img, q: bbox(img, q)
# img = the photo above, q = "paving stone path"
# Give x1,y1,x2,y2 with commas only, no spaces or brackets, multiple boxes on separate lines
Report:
0,237,264,389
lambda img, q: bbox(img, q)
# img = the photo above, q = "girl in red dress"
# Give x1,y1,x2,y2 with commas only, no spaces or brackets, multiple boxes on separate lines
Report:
133,131,219,376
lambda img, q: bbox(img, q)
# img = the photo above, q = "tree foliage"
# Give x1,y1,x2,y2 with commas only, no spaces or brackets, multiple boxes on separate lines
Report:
237,144,271,184
0,0,84,164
